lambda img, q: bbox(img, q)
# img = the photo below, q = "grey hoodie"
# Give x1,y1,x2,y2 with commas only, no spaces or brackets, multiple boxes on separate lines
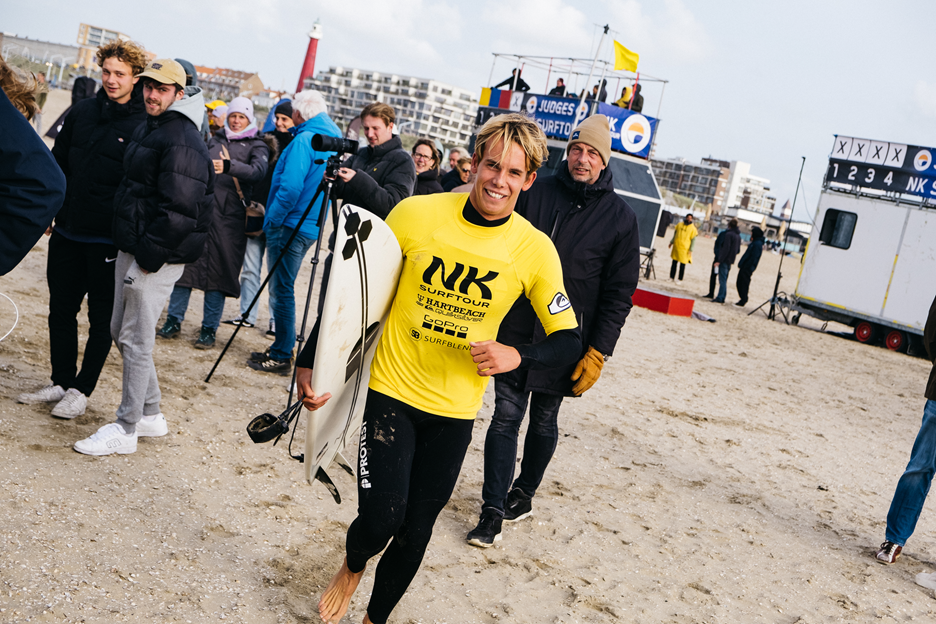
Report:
168,86,207,129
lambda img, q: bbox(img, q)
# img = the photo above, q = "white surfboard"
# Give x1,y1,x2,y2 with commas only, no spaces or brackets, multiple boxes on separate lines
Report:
305,204,402,501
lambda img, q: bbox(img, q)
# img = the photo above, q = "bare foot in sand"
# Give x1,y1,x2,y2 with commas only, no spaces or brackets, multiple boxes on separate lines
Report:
319,557,364,623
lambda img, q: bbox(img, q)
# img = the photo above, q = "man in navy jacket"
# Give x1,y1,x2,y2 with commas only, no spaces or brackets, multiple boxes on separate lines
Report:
0,84,65,277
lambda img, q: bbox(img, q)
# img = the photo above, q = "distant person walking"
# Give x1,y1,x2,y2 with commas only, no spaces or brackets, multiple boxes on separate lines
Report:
668,214,698,282
72,59,214,456
706,219,741,304
16,40,147,418
875,294,936,565
734,226,764,307
160,96,269,349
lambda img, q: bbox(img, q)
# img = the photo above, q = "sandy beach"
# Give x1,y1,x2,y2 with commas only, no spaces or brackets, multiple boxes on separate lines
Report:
2,90,936,624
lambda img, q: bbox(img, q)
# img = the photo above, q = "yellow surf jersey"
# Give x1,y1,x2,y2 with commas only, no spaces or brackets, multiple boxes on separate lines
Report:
369,193,578,419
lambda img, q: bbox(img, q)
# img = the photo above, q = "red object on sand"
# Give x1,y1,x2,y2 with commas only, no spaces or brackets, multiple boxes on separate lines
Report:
632,287,694,317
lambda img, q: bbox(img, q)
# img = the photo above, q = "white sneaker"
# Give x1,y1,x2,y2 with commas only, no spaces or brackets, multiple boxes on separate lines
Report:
50,388,87,419
136,413,168,437
17,384,65,404
74,423,137,456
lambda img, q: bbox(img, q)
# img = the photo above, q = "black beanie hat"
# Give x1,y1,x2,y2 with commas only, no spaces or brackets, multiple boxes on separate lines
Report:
274,100,294,118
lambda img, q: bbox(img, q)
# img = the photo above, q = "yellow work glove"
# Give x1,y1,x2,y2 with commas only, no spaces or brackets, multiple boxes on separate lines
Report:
571,346,605,396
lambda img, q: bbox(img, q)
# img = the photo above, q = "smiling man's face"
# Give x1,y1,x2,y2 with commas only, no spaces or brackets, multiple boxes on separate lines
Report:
468,138,536,221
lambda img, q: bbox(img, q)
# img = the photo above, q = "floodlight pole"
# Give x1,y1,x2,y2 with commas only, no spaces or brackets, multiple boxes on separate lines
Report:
749,156,805,321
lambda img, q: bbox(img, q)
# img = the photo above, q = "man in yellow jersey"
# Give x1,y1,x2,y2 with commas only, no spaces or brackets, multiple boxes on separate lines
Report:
294,113,581,624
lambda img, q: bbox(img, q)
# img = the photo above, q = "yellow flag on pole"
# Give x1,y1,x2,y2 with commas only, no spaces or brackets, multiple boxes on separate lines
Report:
613,41,639,72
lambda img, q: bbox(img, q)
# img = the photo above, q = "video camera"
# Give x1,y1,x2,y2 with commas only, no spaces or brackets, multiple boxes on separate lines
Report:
312,134,359,180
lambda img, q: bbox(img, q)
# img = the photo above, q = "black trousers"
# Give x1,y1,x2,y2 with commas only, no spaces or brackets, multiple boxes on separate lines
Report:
346,390,474,624
736,268,753,305
47,231,117,397
670,259,686,280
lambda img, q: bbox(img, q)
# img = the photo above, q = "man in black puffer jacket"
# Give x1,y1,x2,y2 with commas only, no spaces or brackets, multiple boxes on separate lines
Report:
73,59,214,457
17,40,147,420
467,115,640,547
333,102,415,219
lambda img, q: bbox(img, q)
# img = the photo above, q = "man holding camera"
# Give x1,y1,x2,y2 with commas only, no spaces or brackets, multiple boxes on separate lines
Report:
248,90,341,374
333,102,415,219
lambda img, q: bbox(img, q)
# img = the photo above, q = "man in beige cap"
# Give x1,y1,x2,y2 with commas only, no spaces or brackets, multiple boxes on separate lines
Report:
467,114,641,547
73,58,215,456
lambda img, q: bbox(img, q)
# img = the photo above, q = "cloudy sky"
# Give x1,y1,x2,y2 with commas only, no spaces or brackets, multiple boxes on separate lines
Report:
5,0,935,220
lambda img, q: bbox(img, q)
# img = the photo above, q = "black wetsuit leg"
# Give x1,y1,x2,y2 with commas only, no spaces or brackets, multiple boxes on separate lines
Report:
345,390,473,624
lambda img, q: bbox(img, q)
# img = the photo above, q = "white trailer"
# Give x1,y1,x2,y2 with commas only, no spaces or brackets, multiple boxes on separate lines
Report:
792,188,936,352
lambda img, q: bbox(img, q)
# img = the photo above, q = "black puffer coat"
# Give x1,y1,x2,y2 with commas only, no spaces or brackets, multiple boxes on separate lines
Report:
414,168,444,195
335,135,415,219
51,82,146,238
175,130,269,297
112,97,215,273
497,164,640,396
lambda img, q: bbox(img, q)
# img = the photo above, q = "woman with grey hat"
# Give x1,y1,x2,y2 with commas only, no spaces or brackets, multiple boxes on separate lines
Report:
224,98,295,335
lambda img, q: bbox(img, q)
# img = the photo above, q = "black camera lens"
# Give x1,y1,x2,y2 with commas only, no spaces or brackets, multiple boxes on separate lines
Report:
312,133,359,154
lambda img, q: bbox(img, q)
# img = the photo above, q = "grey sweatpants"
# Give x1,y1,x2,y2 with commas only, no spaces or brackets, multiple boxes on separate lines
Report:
111,251,184,433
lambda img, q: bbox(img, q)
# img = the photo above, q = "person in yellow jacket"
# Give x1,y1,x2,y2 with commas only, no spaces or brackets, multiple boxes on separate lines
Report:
668,213,698,281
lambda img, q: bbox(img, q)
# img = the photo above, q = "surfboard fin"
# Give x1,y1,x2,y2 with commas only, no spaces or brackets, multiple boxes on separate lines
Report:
334,452,355,476
314,467,342,504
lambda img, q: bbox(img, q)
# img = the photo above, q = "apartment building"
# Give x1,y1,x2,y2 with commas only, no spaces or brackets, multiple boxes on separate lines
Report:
76,23,129,69
195,66,265,102
723,160,776,215
305,66,478,147
651,156,731,212
653,156,777,215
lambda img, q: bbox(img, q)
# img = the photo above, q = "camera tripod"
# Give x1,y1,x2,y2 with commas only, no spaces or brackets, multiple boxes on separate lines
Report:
205,151,345,410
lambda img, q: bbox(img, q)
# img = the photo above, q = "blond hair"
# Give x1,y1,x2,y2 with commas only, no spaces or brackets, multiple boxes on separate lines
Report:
472,113,547,175
96,39,148,75
361,102,395,127
0,55,38,120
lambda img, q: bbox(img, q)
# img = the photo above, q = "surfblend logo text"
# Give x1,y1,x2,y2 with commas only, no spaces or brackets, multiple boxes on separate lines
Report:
422,256,499,301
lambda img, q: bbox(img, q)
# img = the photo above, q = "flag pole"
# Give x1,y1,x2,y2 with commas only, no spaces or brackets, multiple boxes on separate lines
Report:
573,24,608,131
545,57,553,94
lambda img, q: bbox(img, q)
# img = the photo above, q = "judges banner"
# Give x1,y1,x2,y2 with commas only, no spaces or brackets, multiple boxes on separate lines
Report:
826,135,936,199
521,94,590,141
476,91,660,159
595,103,658,159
